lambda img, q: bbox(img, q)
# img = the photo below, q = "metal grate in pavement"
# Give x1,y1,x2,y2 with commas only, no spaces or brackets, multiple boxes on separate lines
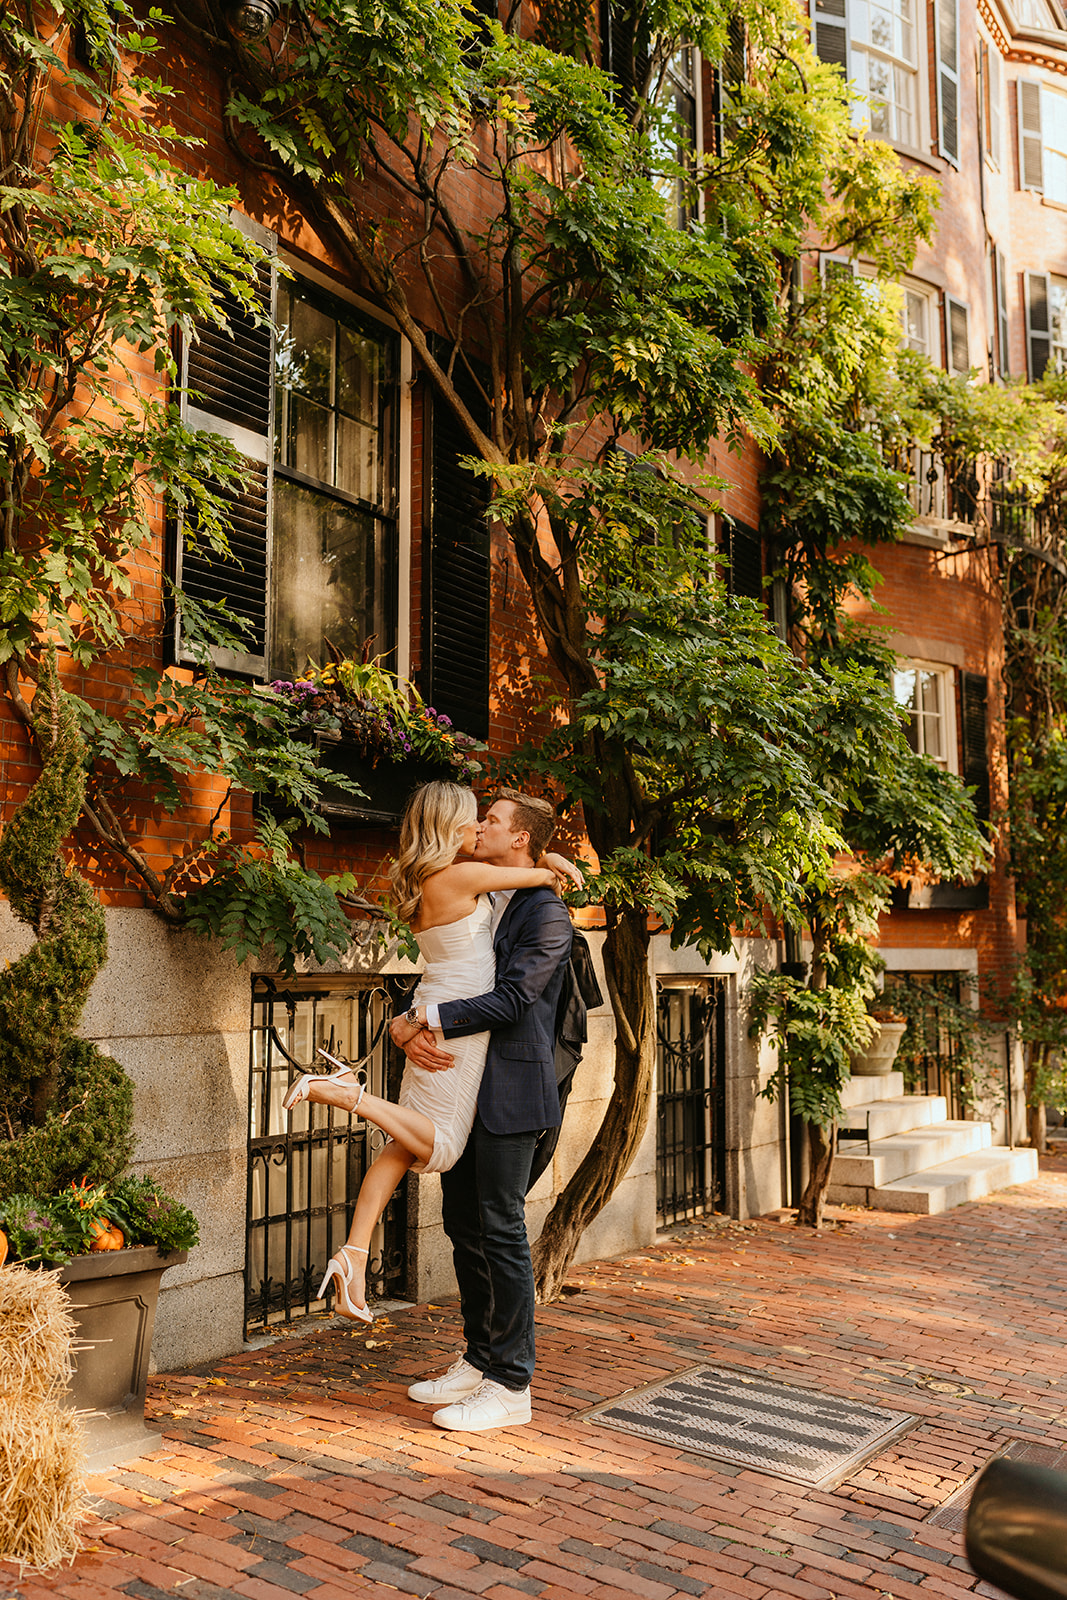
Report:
927,1439,1067,1531
580,1364,917,1489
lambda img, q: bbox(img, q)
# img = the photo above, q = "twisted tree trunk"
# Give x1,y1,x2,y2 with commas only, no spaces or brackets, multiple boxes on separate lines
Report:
533,905,654,1301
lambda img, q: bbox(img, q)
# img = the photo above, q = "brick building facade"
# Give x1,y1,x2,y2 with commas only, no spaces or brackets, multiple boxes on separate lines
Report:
3,0,1063,1369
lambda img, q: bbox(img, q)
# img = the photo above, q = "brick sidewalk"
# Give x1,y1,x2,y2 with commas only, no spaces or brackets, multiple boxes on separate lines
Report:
7,1159,1067,1600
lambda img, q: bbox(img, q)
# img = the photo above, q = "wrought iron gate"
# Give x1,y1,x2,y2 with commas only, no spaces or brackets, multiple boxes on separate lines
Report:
245,976,414,1333
656,978,727,1226
883,972,966,1120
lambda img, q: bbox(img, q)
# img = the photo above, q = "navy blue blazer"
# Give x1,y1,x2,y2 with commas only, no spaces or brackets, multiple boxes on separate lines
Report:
436,887,573,1136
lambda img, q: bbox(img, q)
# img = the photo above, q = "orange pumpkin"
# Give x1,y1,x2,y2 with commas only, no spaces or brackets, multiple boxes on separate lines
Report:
0,1229,7,1266
88,1218,125,1252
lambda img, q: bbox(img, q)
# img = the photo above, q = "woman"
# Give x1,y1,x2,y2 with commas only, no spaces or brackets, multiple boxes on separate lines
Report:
282,781,576,1321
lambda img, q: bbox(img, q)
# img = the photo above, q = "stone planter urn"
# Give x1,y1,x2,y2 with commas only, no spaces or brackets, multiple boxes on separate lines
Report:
59,1245,187,1471
850,1019,908,1076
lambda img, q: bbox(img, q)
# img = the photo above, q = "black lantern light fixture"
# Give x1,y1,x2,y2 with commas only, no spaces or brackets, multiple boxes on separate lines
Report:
226,0,279,40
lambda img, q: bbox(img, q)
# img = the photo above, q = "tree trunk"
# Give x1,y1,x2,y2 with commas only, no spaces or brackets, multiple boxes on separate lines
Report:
533,905,654,1301
1028,1099,1047,1156
794,915,833,1229
1025,1042,1048,1156
795,1121,835,1229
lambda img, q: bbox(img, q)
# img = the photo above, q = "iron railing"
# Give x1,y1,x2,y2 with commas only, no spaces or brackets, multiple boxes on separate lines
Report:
655,978,727,1226
245,975,415,1334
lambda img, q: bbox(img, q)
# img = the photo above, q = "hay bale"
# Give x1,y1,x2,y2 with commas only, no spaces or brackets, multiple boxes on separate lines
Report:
0,1265,75,1405
0,1401,87,1571
0,1264,86,1571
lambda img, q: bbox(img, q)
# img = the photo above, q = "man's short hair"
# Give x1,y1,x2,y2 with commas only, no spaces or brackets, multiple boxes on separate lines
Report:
494,787,557,861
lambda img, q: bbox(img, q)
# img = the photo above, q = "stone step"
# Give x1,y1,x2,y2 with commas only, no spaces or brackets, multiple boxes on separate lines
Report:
855,1146,1039,1215
840,1070,905,1108
838,1093,948,1143
831,1119,991,1191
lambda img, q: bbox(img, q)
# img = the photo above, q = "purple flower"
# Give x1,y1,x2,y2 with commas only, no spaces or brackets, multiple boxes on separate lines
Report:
269,679,294,693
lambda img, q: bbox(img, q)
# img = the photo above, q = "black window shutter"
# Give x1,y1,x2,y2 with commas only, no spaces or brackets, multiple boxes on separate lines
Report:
996,247,1010,377
1018,79,1044,192
1026,271,1052,380
961,671,990,823
725,519,764,604
811,0,849,71
601,0,650,114
426,365,490,740
947,296,970,375
936,0,960,164
177,213,276,676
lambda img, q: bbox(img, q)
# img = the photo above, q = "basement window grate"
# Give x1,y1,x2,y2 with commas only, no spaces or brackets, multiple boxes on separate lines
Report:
581,1364,918,1488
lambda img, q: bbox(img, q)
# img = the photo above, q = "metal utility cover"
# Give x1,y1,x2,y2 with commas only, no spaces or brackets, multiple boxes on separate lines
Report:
581,1364,917,1488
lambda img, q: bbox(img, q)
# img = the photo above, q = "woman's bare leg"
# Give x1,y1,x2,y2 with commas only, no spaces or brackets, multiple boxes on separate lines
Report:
332,1141,416,1313
303,1075,436,1166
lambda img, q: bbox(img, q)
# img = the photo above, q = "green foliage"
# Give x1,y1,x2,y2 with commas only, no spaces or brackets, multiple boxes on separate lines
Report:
183,819,361,974
267,653,483,780
749,872,884,1128
107,1174,200,1253
0,1172,198,1265
0,660,136,1203
0,1038,135,1202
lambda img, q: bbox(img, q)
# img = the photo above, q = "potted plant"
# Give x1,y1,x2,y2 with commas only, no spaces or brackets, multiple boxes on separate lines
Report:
0,659,199,1469
266,644,482,824
850,1000,909,1077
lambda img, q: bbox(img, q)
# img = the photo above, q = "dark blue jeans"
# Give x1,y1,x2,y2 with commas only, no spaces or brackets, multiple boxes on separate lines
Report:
440,1115,539,1392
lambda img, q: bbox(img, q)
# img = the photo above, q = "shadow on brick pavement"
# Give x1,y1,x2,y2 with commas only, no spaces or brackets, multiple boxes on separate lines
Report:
7,1157,1067,1600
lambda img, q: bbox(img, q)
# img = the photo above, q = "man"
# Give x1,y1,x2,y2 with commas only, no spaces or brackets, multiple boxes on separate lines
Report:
390,788,573,1432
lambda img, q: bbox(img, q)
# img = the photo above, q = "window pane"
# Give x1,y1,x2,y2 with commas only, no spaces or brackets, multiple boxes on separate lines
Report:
893,668,921,753
336,415,380,502
904,289,928,353
338,326,381,424
919,668,941,717
284,295,334,404
285,394,332,482
271,480,388,674
1052,276,1067,374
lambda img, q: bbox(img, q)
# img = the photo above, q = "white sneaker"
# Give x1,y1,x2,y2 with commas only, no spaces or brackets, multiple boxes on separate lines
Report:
407,1355,483,1405
432,1377,531,1432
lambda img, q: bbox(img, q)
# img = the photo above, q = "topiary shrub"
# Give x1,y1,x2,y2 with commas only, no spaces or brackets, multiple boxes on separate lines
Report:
0,656,135,1204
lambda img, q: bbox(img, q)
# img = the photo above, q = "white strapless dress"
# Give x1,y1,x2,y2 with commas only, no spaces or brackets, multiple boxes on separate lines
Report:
399,895,496,1173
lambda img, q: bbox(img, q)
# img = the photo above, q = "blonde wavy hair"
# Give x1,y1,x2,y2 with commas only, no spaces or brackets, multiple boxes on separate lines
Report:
389,782,478,925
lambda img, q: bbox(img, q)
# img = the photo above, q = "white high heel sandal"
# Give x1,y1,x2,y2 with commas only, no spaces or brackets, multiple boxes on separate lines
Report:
282,1047,367,1112
317,1243,372,1323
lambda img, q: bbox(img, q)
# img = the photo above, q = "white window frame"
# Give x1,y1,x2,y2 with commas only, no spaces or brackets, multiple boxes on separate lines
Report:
809,0,930,155
893,658,959,773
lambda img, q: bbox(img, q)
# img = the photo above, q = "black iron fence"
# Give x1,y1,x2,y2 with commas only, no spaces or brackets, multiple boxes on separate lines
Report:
245,975,414,1334
656,978,727,1226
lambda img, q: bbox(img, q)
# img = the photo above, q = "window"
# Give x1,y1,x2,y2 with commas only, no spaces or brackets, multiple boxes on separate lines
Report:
601,6,699,227
893,660,957,770
854,0,919,145
272,282,398,678
810,0,927,150
176,231,400,681
902,283,937,355
1026,271,1067,377
1054,275,1067,372
1018,79,1067,201
652,45,698,229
